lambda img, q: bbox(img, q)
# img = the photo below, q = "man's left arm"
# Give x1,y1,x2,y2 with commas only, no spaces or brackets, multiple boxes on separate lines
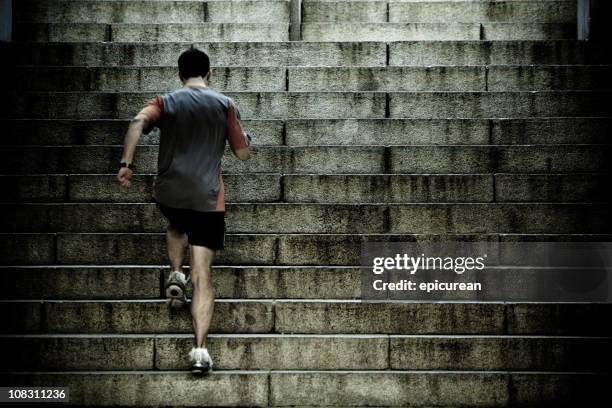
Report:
117,96,163,187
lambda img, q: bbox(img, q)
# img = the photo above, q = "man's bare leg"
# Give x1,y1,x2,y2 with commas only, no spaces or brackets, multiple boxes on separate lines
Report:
190,244,215,348
166,226,188,273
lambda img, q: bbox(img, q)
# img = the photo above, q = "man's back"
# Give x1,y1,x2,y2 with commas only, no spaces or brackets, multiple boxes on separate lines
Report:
142,86,249,212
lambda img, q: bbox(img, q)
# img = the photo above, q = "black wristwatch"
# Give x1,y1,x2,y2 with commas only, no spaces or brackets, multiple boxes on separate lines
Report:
120,162,134,171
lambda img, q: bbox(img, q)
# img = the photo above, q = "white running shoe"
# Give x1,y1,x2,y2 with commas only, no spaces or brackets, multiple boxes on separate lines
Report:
189,347,213,374
165,270,189,308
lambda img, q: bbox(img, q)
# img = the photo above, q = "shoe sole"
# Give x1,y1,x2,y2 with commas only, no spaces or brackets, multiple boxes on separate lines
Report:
166,283,186,308
191,364,212,375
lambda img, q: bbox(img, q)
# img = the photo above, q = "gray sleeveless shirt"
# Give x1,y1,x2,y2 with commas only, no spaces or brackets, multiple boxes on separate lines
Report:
151,87,240,212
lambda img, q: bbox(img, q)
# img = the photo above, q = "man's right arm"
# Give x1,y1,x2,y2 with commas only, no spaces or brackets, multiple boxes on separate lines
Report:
227,102,251,161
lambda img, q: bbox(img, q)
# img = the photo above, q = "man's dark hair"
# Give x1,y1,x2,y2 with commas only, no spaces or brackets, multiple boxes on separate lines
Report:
178,48,210,80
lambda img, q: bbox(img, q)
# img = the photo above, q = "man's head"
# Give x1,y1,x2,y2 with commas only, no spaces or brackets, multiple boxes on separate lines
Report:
178,48,211,82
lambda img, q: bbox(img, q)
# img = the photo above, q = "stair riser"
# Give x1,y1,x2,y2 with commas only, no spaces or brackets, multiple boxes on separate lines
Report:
302,23,576,41
1,146,607,174
1,372,610,407
4,91,609,119
8,41,610,67
5,42,388,67
15,0,290,24
0,267,361,300
13,23,290,42
302,1,576,24
1,203,610,234
14,174,605,204
1,335,608,371
9,66,611,92
1,372,268,406
3,118,610,146
3,233,611,266
3,300,611,335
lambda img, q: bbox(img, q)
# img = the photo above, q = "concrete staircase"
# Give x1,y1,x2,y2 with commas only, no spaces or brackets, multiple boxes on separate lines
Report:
1,0,612,406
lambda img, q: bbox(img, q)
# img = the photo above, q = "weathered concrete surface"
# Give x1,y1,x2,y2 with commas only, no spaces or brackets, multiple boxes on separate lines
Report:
495,174,609,202
487,65,612,91
2,145,607,174
7,41,387,67
1,335,155,370
13,22,290,42
389,91,610,118
0,266,360,299
269,371,610,407
0,372,269,406
5,91,609,119
0,233,55,264
5,232,612,267
156,334,388,369
283,175,494,203
9,66,286,92
302,22,480,41
4,334,606,372
14,0,290,24
481,22,576,40
388,40,611,66
7,117,607,146
42,300,274,333
55,233,278,264
0,371,608,406
3,203,608,234
0,118,283,146
389,1,575,23
288,66,486,91
303,0,387,23
0,266,160,300
390,335,611,371
491,118,612,144
389,145,608,173
285,118,490,145
275,301,612,335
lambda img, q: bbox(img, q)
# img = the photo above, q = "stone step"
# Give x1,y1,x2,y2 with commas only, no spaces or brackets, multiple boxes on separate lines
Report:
302,22,575,41
390,1,576,24
2,262,612,302
3,91,610,119
1,203,610,234
2,118,610,146
13,23,290,42
5,41,609,67
7,66,288,92
14,0,290,24
2,299,612,335
303,22,481,41
2,371,609,407
4,41,388,67
2,174,282,203
1,334,608,371
3,174,610,204
1,145,608,174
0,266,361,300
3,232,611,265
388,40,611,66
303,0,576,23
288,66,611,92
1,299,274,334
9,65,609,92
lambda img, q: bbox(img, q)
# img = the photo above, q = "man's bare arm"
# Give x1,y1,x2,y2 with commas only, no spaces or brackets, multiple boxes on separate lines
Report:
117,113,150,187
227,102,252,161
121,113,150,164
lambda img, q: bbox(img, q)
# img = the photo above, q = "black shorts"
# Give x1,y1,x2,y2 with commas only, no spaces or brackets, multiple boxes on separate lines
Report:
155,201,225,250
